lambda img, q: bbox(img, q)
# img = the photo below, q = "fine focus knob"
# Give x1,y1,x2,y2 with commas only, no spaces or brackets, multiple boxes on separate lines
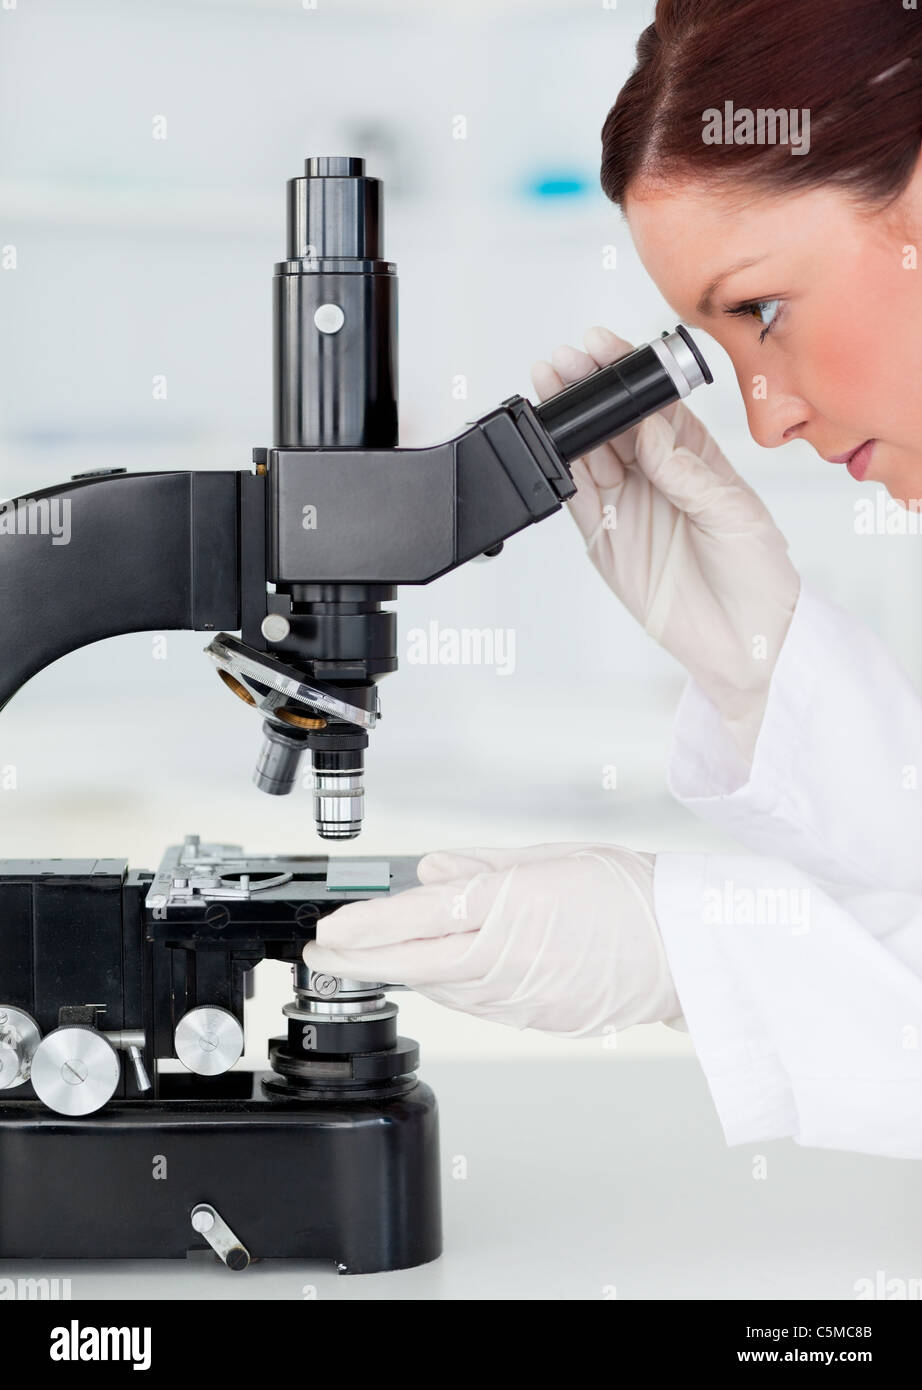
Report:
0,1007,41,1089
174,1006,244,1077
30,1026,120,1116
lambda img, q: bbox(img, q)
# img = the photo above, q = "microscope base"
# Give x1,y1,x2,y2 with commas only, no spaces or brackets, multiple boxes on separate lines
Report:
0,1072,442,1274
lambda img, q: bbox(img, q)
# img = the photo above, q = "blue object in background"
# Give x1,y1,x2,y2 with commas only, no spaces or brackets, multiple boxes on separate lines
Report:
525,171,593,198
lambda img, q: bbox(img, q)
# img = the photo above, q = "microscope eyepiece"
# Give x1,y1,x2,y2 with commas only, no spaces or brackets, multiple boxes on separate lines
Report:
672,323,713,385
533,325,713,465
284,154,383,263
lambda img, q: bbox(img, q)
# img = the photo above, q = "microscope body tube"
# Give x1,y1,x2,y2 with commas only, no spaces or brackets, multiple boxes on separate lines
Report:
267,156,400,838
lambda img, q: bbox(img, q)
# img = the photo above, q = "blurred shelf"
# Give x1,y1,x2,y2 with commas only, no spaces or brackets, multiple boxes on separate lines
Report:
0,177,619,235
0,179,282,235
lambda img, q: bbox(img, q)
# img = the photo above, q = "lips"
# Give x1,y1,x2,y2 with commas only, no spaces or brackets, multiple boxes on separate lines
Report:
826,439,875,481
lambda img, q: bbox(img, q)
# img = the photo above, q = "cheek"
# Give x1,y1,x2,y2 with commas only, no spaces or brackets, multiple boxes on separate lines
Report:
795,231,922,438
795,289,905,432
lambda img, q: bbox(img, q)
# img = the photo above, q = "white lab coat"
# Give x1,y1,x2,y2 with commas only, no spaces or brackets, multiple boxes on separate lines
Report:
653,582,922,1159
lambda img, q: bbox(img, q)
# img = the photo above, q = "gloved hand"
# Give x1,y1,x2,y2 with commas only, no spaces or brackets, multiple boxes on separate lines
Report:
531,327,801,764
302,843,683,1038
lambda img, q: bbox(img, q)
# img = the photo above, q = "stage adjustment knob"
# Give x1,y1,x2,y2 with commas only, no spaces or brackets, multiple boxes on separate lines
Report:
30,1026,120,1115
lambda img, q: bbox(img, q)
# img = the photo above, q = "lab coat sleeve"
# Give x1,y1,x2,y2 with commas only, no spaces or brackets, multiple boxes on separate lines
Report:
653,853,922,1158
666,581,922,893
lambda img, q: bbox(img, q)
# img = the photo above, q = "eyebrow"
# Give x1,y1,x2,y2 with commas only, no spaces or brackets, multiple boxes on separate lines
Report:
696,256,768,315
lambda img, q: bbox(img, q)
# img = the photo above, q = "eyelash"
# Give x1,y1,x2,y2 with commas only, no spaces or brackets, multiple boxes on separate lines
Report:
725,297,784,343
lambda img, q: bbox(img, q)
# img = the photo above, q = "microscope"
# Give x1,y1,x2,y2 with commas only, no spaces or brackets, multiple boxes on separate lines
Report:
0,157,712,1273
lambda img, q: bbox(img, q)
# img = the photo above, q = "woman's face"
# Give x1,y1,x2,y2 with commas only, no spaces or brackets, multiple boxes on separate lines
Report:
625,158,922,506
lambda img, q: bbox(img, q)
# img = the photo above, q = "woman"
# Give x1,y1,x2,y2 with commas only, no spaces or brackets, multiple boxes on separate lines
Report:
304,0,922,1159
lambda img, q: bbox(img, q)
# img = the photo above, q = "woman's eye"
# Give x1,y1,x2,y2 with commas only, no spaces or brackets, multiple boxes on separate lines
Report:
728,297,784,343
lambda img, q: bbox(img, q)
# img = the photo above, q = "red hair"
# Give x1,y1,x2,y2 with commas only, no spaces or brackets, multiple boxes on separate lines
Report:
601,0,922,210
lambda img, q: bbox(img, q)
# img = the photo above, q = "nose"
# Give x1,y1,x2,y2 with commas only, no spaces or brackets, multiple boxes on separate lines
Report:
735,362,811,450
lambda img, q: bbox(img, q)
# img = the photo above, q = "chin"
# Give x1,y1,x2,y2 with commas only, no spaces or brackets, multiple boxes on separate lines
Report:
884,482,922,510
879,454,922,509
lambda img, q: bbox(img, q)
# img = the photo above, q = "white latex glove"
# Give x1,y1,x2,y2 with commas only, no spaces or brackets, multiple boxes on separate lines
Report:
531,327,801,764
302,843,683,1038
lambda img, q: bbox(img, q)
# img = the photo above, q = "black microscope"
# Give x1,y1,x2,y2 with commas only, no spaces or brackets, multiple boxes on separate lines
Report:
0,157,712,1273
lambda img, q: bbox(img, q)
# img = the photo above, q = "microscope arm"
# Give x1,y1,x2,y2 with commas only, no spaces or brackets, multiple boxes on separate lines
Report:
0,396,567,713
0,469,240,711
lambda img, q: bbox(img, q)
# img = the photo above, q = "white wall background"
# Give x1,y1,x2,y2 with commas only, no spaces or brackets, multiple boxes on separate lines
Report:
1,0,919,1062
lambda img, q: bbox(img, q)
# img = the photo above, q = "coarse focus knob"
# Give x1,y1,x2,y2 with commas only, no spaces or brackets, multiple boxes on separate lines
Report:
0,1007,41,1089
30,1026,120,1115
174,1006,244,1077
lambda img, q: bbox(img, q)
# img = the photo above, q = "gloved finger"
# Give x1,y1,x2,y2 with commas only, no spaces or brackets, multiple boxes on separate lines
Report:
303,929,483,988
410,984,537,1030
417,842,602,883
549,341,598,384
634,413,767,525
666,400,746,485
583,323,634,365
313,870,504,949
532,332,636,400
529,359,564,404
